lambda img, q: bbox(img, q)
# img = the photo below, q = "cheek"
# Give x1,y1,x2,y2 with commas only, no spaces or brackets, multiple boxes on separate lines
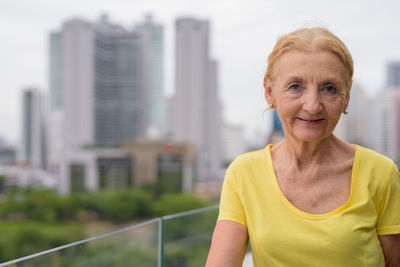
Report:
275,91,296,105
325,97,346,112
325,93,345,103
276,102,299,122
276,94,301,114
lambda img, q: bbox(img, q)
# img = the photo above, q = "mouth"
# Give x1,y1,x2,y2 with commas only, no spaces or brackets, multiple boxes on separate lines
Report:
297,118,324,124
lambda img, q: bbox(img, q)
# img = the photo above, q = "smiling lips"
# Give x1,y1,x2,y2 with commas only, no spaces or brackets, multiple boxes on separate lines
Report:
297,118,324,125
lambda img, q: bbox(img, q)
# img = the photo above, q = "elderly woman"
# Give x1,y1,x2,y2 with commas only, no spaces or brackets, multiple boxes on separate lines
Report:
206,27,400,266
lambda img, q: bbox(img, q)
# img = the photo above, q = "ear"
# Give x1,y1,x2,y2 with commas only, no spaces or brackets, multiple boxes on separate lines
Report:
263,75,275,107
343,79,352,112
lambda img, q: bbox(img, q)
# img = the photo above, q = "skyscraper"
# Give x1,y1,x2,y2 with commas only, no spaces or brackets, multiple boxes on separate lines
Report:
386,61,400,88
61,18,96,149
368,90,399,161
21,88,47,169
49,32,63,111
49,15,165,150
135,14,165,137
344,84,367,145
367,64,400,164
94,16,144,146
221,123,246,167
173,18,222,181
48,14,165,193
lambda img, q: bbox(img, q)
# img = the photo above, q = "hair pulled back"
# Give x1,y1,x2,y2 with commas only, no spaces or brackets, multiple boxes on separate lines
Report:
265,27,353,87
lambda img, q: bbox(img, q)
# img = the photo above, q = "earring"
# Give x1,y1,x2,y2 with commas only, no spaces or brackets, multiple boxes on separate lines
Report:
268,103,276,110
343,110,348,115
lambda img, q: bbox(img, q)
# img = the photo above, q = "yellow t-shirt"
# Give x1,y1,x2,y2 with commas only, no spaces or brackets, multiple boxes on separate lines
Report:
218,144,400,267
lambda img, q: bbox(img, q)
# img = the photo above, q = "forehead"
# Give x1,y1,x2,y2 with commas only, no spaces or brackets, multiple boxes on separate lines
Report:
273,50,347,83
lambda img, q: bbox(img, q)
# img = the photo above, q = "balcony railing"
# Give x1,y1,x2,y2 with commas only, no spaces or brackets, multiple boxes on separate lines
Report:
0,205,219,267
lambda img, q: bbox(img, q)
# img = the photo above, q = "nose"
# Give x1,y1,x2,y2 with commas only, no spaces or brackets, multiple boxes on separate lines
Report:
302,90,323,114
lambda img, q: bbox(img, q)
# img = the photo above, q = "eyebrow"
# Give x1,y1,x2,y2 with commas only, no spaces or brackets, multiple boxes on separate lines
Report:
284,75,343,86
319,77,342,86
285,76,305,83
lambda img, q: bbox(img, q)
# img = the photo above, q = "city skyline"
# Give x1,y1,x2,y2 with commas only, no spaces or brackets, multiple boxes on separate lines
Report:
2,0,400,144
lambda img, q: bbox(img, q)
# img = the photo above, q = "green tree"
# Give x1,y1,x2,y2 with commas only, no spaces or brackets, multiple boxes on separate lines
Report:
154,193,207,217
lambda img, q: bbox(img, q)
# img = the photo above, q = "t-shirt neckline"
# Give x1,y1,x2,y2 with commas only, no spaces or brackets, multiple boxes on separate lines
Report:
264,144,360,220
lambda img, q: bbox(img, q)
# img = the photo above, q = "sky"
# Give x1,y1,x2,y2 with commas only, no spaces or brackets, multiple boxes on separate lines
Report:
1,0,400,145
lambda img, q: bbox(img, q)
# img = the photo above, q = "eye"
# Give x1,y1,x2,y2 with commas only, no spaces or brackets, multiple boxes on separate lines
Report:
321,84,337,94
288,83,303,93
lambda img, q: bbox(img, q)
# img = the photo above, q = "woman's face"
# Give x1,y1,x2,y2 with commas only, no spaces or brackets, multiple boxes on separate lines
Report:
265,49,351,143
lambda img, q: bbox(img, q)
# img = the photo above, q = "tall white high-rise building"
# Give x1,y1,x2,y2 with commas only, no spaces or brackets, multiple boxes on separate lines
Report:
48,18,96,183
221,123,246,167
335,84,367,145
48,30,65,174
173,18,222,181
366,62,400,163
333,84,367,148
21,88,47,169
135,14,165,137
49,15,165,150
63,19,96,149
368,89,400,161
48,14,165,193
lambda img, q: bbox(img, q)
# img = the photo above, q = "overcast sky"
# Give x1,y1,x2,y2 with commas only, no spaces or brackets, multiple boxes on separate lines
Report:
1,0,400,145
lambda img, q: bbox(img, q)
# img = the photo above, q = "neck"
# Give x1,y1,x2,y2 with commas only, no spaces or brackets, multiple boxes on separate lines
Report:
273,135,341,168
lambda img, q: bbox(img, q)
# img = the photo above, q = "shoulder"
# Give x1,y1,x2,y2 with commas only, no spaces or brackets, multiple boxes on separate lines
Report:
224,146,270,185
356,145,399,199
228,147,267,173
356,145,397,171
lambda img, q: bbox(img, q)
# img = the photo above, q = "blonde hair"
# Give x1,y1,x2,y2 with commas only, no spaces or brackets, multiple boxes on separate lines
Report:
265,27,353,87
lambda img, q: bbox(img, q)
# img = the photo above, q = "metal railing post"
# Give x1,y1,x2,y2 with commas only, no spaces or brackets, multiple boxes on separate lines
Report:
157,217,165,267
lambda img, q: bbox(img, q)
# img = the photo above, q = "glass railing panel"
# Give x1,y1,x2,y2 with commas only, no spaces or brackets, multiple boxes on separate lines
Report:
0,219,159,267
1,205,221,267
162,205,219,267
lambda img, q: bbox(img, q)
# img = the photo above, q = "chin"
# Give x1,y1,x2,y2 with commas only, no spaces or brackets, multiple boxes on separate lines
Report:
292,131,330,143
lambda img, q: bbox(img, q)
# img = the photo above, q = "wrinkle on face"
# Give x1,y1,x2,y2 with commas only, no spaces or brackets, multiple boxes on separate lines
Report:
266,49,350,143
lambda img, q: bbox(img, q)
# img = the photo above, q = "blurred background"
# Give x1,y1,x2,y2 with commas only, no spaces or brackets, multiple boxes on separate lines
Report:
1,0,400,265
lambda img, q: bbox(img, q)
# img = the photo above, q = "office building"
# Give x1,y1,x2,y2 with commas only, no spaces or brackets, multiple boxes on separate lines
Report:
221,123,246,167
335,84,367,145
59,148,132,193
0,145,16,166
368,89,400,161
173,18,222,181
386,61,400,88
48,14,165,193
124,139,196,193
58,140,195,194
135,14,165,137
49,14,165,149
21,88,47,169
344,84,367,145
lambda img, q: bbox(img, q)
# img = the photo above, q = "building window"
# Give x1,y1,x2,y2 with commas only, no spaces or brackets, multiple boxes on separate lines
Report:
98,158,132,190
70,163,86,193
157,154,183,192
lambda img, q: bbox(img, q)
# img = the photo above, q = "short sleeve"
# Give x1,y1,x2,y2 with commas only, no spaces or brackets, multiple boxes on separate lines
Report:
217,165,247,227
376,163,400,235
